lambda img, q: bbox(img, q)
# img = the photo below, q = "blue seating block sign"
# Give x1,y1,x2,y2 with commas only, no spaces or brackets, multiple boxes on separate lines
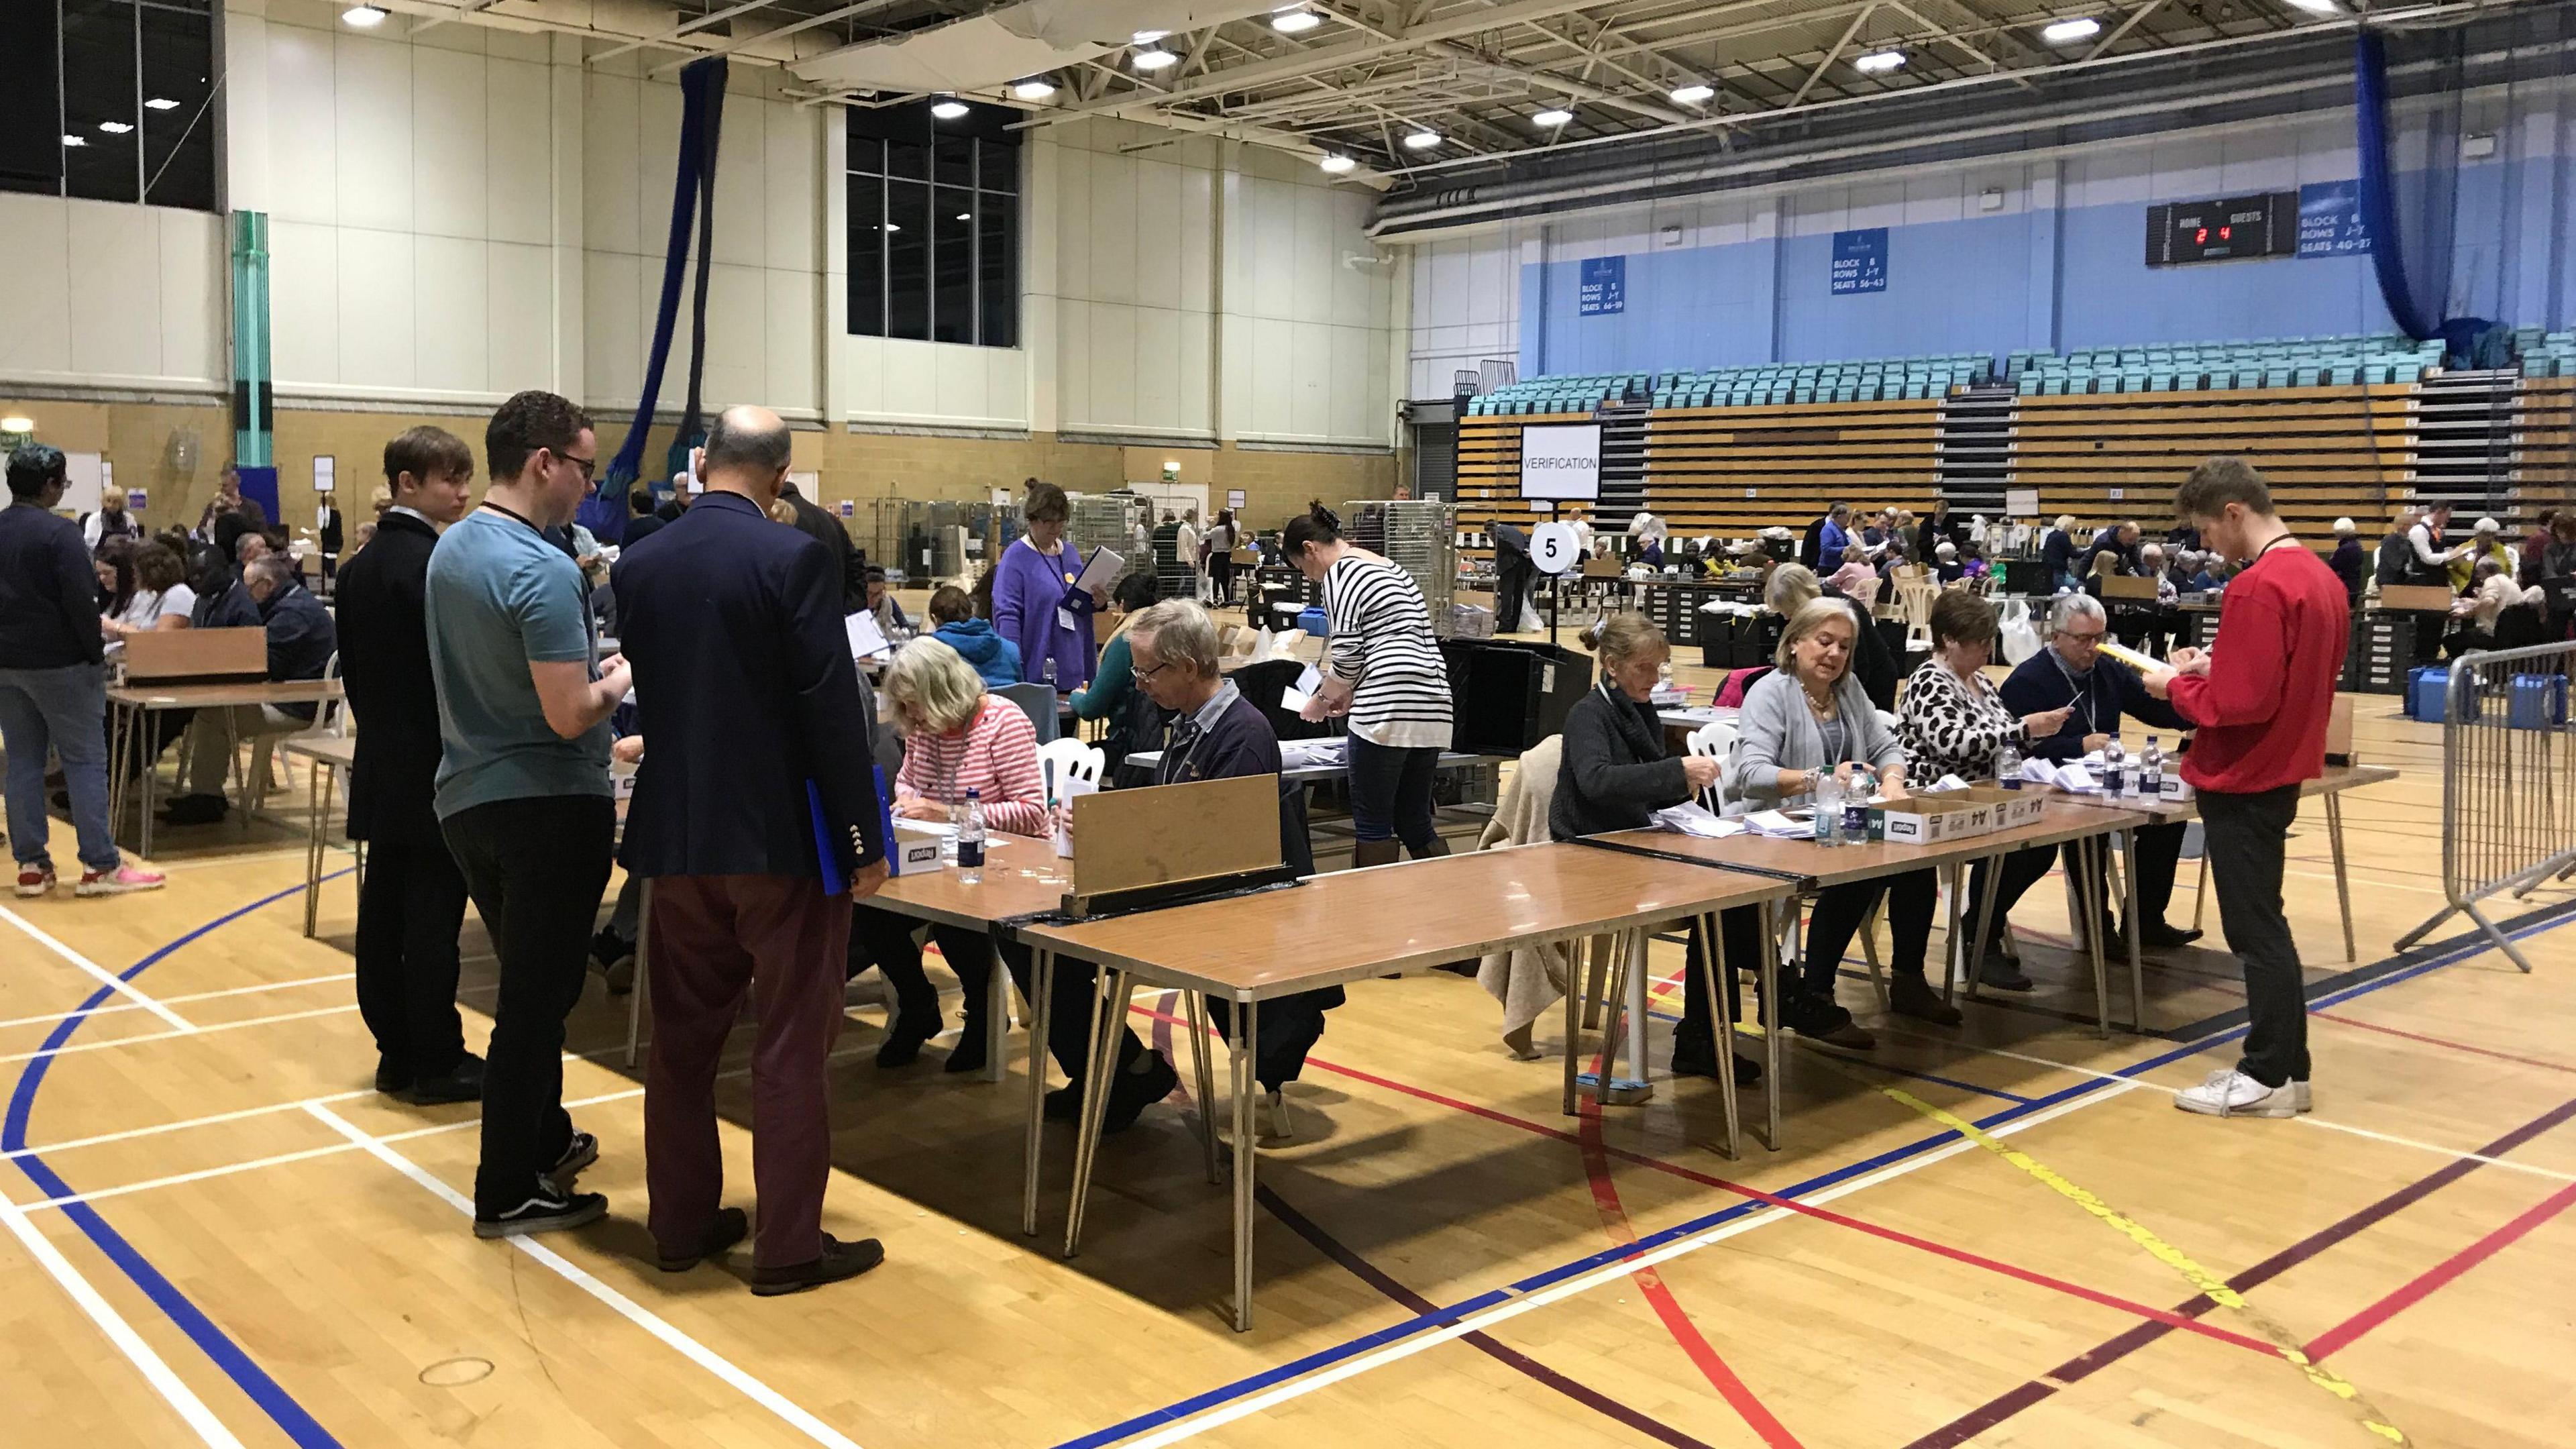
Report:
2297,180,2373,257
1831,228,1887,294
1578,255,1625,315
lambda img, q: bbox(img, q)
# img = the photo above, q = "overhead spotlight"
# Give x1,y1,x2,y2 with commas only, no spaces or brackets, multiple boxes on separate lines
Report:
1318,152,1356,173
61,134,86,148
1854,49,1906,73
1531,107,1574,127
1011,78,1057,101
1132,28,1169,43
930,97,970,119
1668,83,1715,104
2285,0,2337,10
1271,7,1322,32
1401,130,1441,150
955,211,972,221
2041,16,2101,42
1132,46,1179,70
341,4,386,25
882,223,902,233
98,119,134,134
145,97,180,110
0,416,32,434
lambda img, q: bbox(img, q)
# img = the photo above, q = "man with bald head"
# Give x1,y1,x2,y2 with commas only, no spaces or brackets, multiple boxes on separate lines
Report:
612,405,893,1295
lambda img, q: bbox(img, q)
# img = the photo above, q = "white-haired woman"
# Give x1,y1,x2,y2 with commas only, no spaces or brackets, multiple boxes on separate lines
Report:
849,638,1045,1072
2328,517,2366,603
1726,599,1909,1049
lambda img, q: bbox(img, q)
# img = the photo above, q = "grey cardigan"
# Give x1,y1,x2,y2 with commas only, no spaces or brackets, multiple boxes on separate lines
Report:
1725,667,1904,811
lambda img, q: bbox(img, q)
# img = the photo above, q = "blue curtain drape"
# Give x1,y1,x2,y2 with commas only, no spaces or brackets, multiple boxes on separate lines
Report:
2354,30,2460,343
590,56,729,541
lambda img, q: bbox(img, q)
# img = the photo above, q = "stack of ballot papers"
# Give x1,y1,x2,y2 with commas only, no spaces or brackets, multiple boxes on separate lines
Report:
1649,803,1743,838
1279,663,1324,712
1279,738,1349,770
1742,810,1814,837
2019,757,2101,792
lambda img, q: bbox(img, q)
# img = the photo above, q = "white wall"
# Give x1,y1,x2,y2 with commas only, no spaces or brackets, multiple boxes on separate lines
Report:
0,196,226,393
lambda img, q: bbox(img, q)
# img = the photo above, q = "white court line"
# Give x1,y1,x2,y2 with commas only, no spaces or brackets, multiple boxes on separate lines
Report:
0,905,195,1032
0,973,357,1035
0,1195,245,1446
305,1103,868,1449
0,1004,356,1066
1876,1026,2576,1185
5,1088,373,1163
1121,1088,2133,1449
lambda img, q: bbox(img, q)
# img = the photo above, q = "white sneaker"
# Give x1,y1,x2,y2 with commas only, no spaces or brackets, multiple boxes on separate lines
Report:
2292,1079,2312,1114
2175,1068,2302,1118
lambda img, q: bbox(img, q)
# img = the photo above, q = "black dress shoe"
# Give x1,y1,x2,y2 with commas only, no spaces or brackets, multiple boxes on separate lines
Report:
408,1053,486,1106
157,794,228,826
875,1019,934,1068
1888,975,1963,1027
751,1234,885,1296
943,1024,989,1075
1101,1053,1179,1134
1044,1084,1084,1121
2138,922,2204,951
1977,958,2037,992
657,1207,750,1272
374,1061,413,1095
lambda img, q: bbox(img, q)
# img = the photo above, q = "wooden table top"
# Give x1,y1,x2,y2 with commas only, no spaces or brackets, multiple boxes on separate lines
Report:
2047,762,2402,820
110,678,345,708
1594,796,2153,891
869,831,1070,931
1020,842,1793,1000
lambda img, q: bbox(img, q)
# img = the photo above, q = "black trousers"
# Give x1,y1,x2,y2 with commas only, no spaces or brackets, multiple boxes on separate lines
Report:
991,937,1146,1089
352,836,470,1081
2200,786,2309,1087
850,906,1002,1039
1210,556,1236,606
1964,822,2190,954
441,794,616,1214
1206,989,1340,1090
1799,871,1937,1009
1673,906,1759,1065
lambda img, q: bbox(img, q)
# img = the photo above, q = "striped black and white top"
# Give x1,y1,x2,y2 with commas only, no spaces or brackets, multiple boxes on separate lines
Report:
1324,553,1453,750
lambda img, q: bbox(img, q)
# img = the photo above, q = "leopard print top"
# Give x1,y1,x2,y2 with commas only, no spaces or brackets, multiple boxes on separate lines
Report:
1897,659,2030,783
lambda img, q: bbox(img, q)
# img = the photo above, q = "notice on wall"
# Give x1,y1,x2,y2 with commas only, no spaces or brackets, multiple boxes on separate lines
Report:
1831,228,1888,294
127,488,147,512
1518,423,1602,503
1578,255,1625,315
2006,487,2039,519
1226,489,1246,509
2296,180,2372,258
312,455,335,494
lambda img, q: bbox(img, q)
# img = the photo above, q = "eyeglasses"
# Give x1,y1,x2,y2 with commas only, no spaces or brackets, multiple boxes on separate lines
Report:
1131,661,1173,685
551,449,598,482
2061,629,2107,645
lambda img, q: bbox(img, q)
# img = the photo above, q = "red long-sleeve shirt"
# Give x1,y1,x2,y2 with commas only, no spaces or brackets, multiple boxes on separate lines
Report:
2169,539,2350,794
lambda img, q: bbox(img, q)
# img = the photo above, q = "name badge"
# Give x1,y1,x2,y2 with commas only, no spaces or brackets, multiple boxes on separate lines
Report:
1057,606,1077,633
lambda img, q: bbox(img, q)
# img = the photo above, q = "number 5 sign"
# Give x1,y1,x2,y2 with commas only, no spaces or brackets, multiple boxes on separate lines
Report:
1531,521,1580,575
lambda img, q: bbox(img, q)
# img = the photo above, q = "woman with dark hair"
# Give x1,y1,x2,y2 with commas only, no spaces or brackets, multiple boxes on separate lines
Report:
93,543,138,625
1205,508,1240,607
1284,502,1454,869
989,480,1102,689
110,542,197,636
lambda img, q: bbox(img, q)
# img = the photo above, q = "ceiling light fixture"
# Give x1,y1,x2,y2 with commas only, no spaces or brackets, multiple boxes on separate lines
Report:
883,223,902,233
1531,108,1574,127
1402,130,1441,150
930,97,969,119
955,212,971,221
62,134,86,148
0,416,32,434
2286,0,2337,11
1010,78,1057,101
1132,28,1169,43
146,97,180,110
341,5,386,26
1132,46,1179,70
1318,152,1356,173
98,120,134,134
1271,7,1322,32
1854,49,1906,72
2041,15,2100,42
1668,83,1715,104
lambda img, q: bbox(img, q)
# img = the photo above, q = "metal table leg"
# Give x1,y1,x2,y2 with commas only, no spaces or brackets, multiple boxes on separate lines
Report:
302,757,327,937
985,942,1010,1085
2123,826,2145,1032
623,878,653,1068
1022,949,1053,1236
1562,936,1582,1117
2325,791,2356,963
1694,912,1739,1161
2076,837,2111,1038
106,700,129,849
1184,991,1219,1185
1761,899,1782,1151
1940,861,1964,1001
1063,966,1126,1258
1231,996,1258,1333
1962,851,2004,1004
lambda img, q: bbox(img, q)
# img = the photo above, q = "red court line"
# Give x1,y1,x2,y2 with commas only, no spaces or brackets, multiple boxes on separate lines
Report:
1577,1039,1809,1449
2307,1010,2576,1077
2304,1179,2576,1362
1124,1003,2283,1362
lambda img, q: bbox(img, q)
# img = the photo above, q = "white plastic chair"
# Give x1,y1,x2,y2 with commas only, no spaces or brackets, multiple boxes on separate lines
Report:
1683,718,1737,816
1035,737,1104,798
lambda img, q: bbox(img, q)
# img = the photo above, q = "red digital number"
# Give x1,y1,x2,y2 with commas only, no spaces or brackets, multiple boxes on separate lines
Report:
2219,225,2233,240
2194,227,2208,244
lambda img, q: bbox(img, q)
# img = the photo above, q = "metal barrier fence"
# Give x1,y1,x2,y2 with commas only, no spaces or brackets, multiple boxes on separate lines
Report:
2396,639,2576,971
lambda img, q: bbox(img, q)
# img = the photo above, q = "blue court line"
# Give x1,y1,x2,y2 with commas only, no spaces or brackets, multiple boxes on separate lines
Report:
1051,904,2575,1449
7,873,354,1449
1642,1008,2037,1105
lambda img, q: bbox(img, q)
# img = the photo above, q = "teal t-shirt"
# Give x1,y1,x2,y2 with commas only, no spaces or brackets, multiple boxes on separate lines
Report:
423,508,612,818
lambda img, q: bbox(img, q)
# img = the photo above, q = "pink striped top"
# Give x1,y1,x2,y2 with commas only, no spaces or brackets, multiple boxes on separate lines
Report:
896,696,1049,837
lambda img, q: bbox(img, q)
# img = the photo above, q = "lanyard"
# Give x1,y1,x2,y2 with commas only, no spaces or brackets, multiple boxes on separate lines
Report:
2051,652,2098,735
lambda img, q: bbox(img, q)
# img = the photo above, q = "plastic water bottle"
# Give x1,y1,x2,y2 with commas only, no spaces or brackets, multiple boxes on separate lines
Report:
957,788,986,883
2140,736,2163,801
2102,737,2127,798
1997,741,2023,790
1843,765,1874,841
1814,772,1845,847
1042,657,1059,690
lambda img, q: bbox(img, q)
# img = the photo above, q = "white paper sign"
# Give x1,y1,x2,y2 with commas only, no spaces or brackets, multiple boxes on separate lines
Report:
313,455,335,494
845,610,892,659
2005,488,2038,518
1532,522,1580,575
1518,423,1603,502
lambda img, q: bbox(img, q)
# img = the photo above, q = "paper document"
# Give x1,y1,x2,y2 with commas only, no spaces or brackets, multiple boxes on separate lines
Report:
2096,639,2165,674
1279,739,1350,770
845,610,892,659
1072,546,1124,595
1650,803,1743,838
1052,775,1096,857
1280,686,1313,712
1743,810,1811,838
2021,758,2098,792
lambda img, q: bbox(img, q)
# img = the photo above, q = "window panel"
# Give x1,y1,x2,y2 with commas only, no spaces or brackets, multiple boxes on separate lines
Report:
0,3,62,195
886,139,928,183
977,138,1018,194
848,177,884,337
933,185,974,345
978,192,1016,349
139,2,213,211
933,133,971,189
847,135,882,177
62,0,142,204
885,178,930,341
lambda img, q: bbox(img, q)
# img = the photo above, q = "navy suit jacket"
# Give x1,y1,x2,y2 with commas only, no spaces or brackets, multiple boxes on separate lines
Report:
1997,649,2189,762
611,490,888,880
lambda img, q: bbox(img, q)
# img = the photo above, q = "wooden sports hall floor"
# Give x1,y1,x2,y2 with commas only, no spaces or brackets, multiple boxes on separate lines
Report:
3,635,2572,1449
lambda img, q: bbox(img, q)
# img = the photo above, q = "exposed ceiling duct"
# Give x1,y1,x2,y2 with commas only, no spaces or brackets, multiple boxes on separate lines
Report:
791,0,1285,93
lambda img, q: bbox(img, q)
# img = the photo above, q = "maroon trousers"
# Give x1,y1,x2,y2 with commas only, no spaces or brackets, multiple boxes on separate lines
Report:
644,872,851,1269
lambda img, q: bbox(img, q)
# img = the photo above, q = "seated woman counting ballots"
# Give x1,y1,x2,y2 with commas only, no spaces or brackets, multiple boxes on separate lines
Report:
1723,598,1911,1051
926,584,1022,688
1550,612,1759,1085
847,637,1048,1073
1894,591,2076,1000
